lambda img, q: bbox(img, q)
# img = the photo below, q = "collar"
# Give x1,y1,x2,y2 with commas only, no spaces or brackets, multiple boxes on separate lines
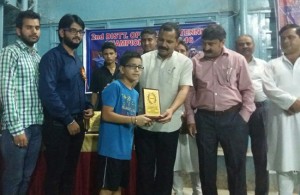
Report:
16,39,37,54
221,47,230,56
155,50,175,60
57,43,78,57
249,56,257,64
281,54,299,65
104,62,118,67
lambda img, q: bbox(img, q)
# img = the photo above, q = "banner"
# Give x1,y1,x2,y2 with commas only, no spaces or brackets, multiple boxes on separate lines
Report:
83,22,213,93
277,0,300,29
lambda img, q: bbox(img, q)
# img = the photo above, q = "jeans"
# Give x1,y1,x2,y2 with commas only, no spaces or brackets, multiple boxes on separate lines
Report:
1,125,42,195
195,109,248,195
135,128,179,195
42,117,85,195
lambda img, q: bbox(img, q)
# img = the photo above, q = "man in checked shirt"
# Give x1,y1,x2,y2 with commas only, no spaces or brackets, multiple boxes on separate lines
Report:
0,10,43,195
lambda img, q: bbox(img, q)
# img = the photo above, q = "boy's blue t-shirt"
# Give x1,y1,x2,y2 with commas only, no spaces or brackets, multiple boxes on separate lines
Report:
97,80,139,160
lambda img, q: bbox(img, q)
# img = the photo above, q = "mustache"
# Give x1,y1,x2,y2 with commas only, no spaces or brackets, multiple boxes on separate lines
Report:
203,50,212,53
242,48,251,52
72,36,81,41
158,46,168,51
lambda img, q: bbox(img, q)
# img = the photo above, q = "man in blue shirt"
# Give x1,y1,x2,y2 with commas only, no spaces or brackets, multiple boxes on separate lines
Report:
38,14,93,195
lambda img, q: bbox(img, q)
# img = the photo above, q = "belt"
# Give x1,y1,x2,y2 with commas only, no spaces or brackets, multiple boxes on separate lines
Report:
197,104,241,116
255,101,266,108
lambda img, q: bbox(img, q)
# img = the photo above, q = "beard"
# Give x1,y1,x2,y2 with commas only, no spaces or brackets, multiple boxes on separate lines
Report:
63,36,81,49
19,34,39,47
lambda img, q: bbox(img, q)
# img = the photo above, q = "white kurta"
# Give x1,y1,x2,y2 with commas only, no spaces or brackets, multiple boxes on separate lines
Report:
263,55,300,172
173,134,199,172
139,50,193,132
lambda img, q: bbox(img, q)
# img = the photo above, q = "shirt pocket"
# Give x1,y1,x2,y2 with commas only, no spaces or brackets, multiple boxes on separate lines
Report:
217,65,237,87
161,66,179,86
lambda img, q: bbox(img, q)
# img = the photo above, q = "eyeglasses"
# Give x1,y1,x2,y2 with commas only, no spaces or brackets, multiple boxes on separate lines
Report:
125,64,144,70
63,28,85,35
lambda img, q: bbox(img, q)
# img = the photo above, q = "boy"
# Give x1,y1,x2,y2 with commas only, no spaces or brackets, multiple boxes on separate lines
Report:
97,51,152,195
90,42,119,111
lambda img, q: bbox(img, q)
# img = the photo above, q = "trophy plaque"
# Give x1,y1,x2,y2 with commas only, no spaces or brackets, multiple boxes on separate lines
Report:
143,88,161,118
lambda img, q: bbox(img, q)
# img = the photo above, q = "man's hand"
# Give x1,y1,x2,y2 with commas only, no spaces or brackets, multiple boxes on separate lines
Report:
188,123,197,137
83,108,94,120
157,108,174,124
67,121,80,135
13,133,28,147
288,99,300,114
135,114,152,126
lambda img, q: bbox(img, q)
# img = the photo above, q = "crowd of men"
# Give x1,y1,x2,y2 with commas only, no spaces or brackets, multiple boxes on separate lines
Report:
1,9,300,195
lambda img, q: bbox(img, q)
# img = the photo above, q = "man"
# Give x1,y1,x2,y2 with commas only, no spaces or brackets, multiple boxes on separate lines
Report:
236,34,269,195
38,14,94,195
135,22,193,195
185,24,255,195
262,24,300,194
141,28,157,53
90,42,119,111
0,10,43,195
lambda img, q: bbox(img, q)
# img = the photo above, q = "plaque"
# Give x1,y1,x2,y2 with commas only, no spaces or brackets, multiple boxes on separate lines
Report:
143,88,161,118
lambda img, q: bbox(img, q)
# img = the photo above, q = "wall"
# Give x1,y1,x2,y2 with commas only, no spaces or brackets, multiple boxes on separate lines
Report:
4,0,275,59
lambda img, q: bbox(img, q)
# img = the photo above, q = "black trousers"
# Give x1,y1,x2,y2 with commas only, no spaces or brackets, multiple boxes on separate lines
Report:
249,101,269,195
195,108,248,195
135,127,179,195
42,117,85,195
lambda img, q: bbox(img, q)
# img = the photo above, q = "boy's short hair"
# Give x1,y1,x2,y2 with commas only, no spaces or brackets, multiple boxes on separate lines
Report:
101,42,117,52
120,51,142,66
141,28,157,37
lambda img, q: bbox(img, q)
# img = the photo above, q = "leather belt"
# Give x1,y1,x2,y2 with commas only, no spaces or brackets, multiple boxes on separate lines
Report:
197,104,241,116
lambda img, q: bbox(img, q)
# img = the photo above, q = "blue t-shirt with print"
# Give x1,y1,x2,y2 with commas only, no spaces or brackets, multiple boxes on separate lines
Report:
97,80,138,160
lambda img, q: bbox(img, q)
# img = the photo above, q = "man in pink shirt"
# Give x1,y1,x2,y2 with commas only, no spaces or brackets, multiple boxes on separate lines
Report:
185,24,255,195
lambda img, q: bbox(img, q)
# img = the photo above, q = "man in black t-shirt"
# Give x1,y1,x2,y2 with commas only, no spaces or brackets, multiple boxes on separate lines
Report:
90,42,119,111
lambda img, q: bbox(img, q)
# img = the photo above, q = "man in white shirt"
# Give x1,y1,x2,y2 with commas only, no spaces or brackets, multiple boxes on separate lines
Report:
236,34,269,195
262,24,300,194
135,22,193,195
